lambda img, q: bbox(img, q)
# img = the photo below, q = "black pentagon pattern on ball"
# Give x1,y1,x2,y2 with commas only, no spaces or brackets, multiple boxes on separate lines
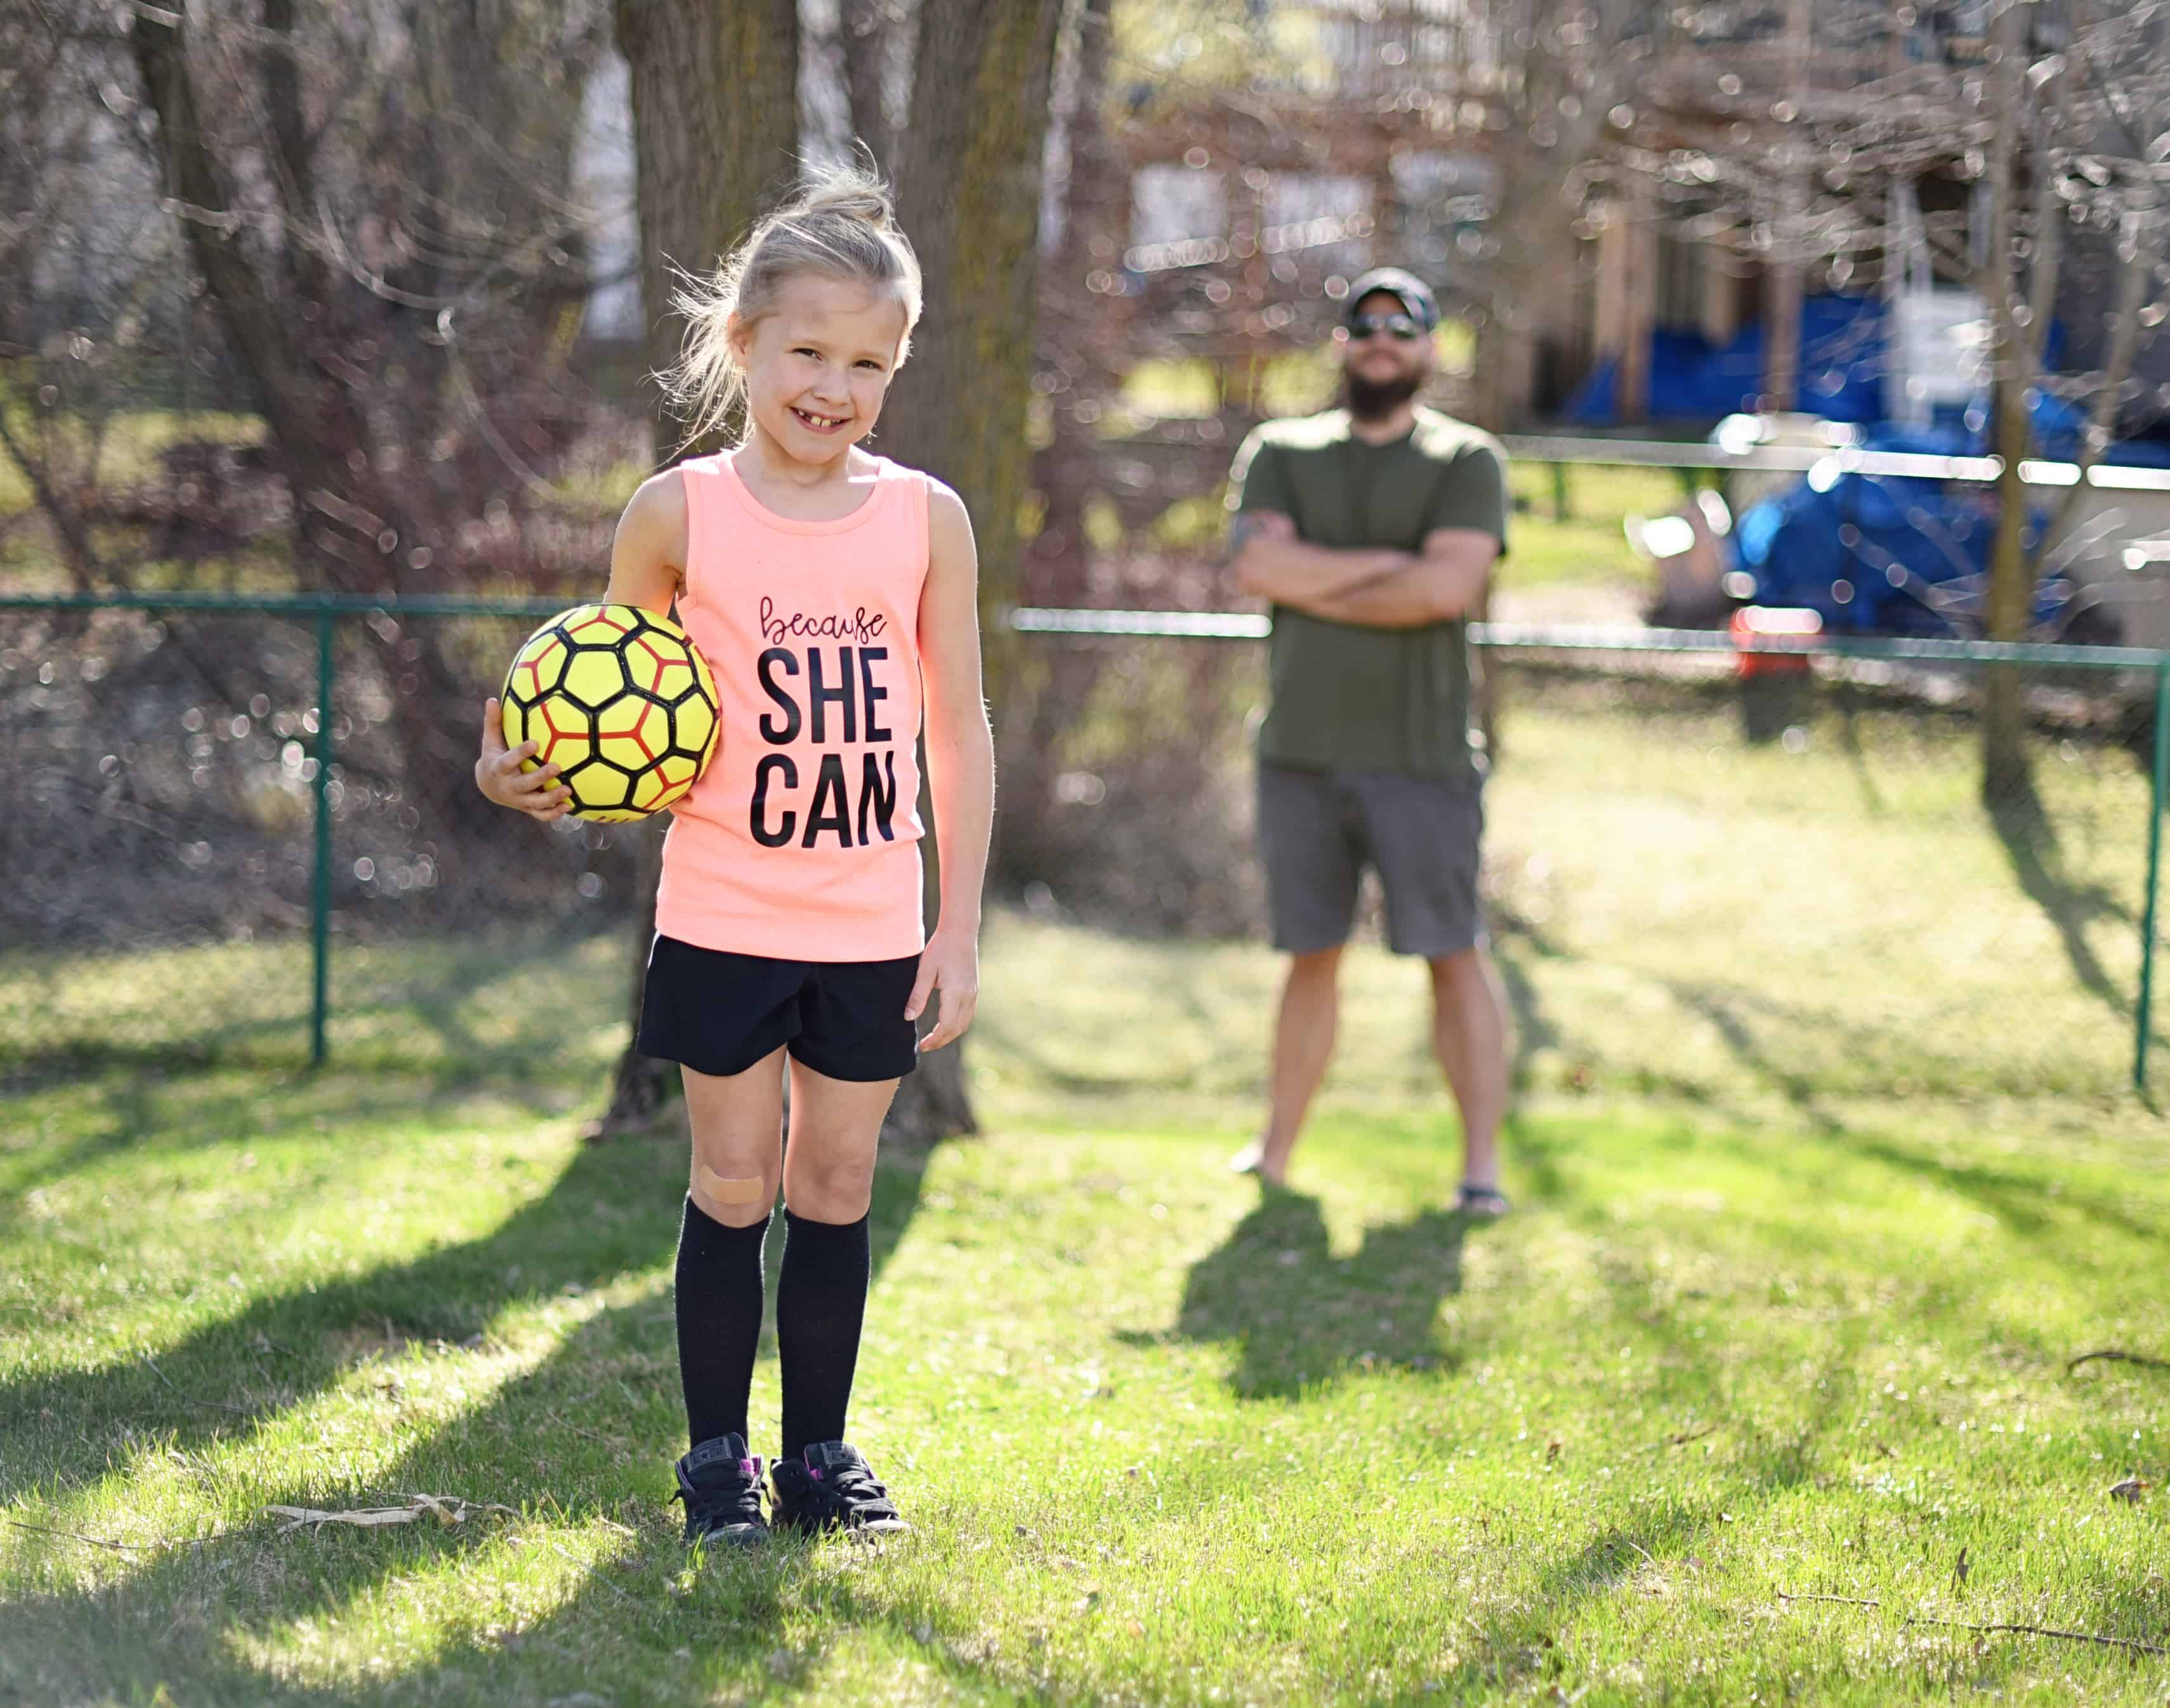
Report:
503,603,719,822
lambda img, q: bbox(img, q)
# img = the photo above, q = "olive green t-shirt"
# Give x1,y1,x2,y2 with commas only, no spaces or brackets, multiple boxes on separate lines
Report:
1226,407,1507,778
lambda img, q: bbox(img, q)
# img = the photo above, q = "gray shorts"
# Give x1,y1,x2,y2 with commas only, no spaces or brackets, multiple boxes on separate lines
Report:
1258,761,1487,958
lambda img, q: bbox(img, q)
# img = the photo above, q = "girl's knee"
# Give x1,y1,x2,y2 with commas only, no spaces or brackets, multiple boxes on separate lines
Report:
784,1153,876,1223
688,1138,780,1226
690,1164,777,1226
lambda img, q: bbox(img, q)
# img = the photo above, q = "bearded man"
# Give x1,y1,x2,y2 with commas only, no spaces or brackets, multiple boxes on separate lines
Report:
1223,267,1513,1213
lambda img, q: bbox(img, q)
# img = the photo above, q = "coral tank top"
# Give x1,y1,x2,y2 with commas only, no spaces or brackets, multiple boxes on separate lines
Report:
654,449,928,962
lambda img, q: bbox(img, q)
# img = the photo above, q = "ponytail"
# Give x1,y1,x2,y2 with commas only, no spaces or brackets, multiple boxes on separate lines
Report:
661,157,923,449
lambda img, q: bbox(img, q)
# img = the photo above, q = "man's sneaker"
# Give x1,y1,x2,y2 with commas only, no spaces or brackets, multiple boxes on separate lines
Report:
671,1433,769,1547
767,1441,908,1537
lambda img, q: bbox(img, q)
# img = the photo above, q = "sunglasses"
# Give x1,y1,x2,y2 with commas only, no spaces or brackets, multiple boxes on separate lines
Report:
1346,312,1426,343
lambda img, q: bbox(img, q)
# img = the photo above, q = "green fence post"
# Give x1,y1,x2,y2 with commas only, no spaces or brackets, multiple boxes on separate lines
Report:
311,608,336,1068
2137,660,2170,1091
1551,461,1570,523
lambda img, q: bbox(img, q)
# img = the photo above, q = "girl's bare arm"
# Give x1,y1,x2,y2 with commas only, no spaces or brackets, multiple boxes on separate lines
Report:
475,470,689,820
601,468,689,612
905,481,994,1053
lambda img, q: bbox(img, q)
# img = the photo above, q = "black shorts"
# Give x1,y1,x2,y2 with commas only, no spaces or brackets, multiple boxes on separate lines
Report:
636,935,921,1082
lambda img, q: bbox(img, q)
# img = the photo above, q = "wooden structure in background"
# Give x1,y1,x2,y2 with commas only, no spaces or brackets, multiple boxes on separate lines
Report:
1083,0,2026,431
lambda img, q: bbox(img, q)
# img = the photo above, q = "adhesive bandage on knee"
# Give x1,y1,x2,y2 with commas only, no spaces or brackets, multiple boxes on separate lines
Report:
697,1165,767,1206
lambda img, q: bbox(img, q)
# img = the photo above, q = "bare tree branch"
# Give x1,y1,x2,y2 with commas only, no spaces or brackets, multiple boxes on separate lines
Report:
2046,203,2158,555
2023,25,2076,376
129,1,307,442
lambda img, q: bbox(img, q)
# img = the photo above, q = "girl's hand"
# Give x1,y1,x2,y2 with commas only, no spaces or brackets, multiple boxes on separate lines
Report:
905,924,980,1054
475,697,572,822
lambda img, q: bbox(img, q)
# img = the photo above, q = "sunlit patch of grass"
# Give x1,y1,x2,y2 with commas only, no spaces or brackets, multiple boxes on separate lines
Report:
547,461,649,519
0,407,266,519
1506,460,1692,591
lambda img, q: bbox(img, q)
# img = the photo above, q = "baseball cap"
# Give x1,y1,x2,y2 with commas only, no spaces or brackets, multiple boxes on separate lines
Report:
1343,266,1440,331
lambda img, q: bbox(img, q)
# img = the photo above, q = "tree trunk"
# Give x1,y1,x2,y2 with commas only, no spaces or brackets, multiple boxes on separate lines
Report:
131,0,605,910
999,0,1114,886
592,0,801,1138
1978,0,2035,811
1460,0,1646,761
877,0,1067,1146
594,824,673,1135
615,0,800,395
1981,361,2037,806
839,0,898,179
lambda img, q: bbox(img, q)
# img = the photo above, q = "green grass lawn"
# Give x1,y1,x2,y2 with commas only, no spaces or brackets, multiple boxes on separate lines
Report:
0,405,266,521
6,690,2169,1704
1505,462,1690,594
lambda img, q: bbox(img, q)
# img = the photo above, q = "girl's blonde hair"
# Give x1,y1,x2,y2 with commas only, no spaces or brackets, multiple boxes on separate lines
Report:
662,159,923,449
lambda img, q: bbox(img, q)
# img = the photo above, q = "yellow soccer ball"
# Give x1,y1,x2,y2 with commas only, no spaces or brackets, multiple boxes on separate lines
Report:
500,603,720,822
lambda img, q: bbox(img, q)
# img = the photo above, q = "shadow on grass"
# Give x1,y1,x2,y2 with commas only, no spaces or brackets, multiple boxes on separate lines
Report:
1136,1189,1475,1399
1454,1501,1724,1697
1832,688,1891,820
0,1137,968,1708
1662,980,1846,1136
0,1064,593,1202
1489,918,1565,1090
1988,788,2134,1023
1,1134,683,1509
1827,1129,2167,1254
2,934,634,1195
0,1146,1006,1708
0,1124,930,1509
0,928,626,1094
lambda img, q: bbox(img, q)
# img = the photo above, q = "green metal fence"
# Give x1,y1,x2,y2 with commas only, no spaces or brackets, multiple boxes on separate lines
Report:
1,591,591,1075
5,589,2167,1098
1011,606,2170,1094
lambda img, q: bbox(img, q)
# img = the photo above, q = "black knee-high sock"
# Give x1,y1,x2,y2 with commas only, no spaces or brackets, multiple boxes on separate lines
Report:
775,1207,872,1459
674,1195,770,1452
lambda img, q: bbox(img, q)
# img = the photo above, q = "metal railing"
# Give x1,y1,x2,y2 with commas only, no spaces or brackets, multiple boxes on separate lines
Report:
2,590,570,1066
1011,605,2170,1092
8,587,2167,1091
1495,433,2170,492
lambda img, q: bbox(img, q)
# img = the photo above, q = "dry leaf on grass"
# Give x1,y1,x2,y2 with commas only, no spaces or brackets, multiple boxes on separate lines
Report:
266,1494,516,1534
267,1506,418,1532
2108,1476,2150,1503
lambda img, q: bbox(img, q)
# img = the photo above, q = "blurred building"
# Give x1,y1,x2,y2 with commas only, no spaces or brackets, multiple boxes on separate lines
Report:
1057,0,2151,433
560,1,2157,437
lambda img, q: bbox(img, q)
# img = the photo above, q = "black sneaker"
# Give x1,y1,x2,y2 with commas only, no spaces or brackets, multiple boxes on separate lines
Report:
767,1441,907,1537
671,1433,769,1547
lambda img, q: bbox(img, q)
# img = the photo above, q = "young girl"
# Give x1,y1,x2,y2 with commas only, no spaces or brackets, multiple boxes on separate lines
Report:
473,163,993,1545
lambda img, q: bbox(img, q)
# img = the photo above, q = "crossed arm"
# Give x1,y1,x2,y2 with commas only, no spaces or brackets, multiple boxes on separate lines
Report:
1229,508,1497,627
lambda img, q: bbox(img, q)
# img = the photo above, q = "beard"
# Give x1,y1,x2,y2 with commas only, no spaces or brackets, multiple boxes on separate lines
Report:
1341,365,1424,421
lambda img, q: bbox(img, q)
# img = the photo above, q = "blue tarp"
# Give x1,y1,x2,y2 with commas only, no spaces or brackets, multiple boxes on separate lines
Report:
1560,292,2169,636
1560,294,2117,433
1564,294,1888,425
1728,469,2023,636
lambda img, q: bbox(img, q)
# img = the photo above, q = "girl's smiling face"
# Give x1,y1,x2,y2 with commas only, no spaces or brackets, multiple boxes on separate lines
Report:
730,273,910,464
